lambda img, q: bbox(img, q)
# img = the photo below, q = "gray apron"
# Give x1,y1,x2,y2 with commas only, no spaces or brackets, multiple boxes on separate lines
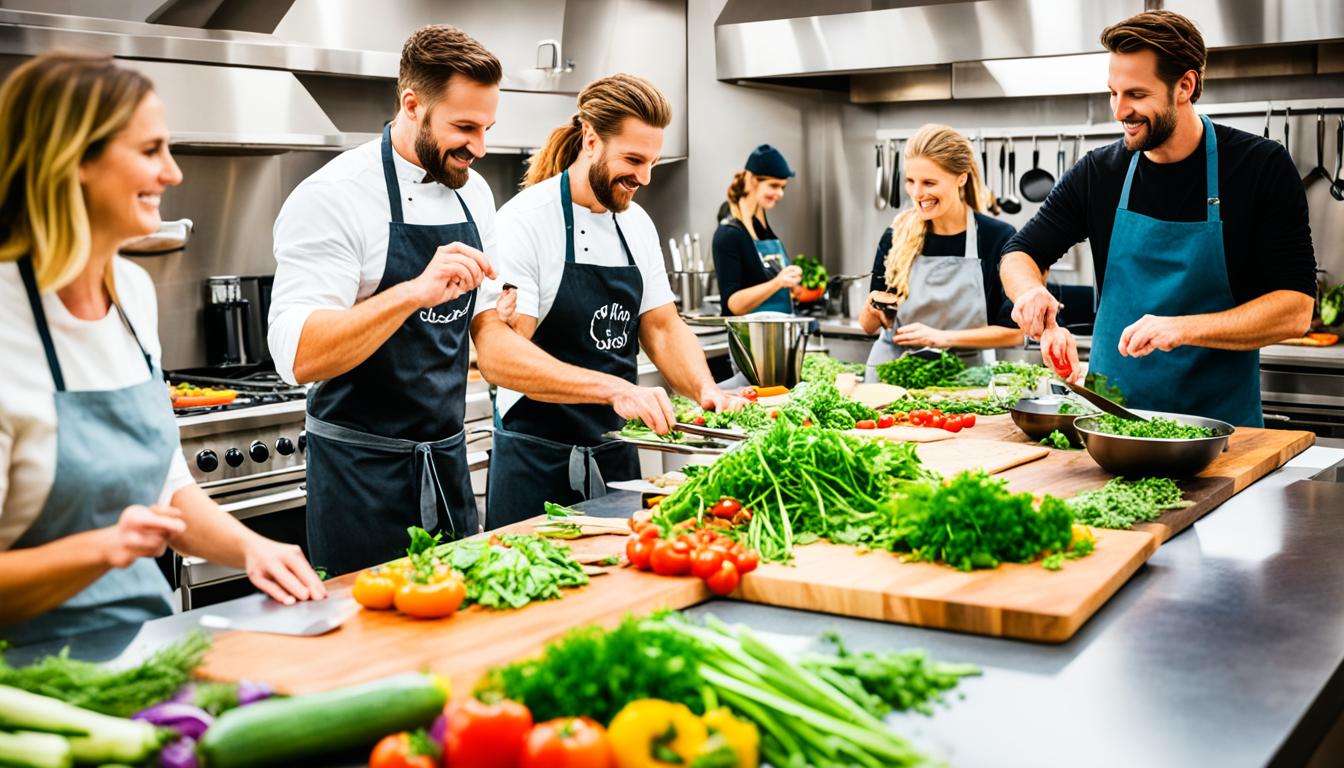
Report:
4,257,177,646
866,207,987,381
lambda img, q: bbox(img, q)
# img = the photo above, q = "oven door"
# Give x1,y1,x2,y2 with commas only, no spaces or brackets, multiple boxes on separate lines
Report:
1261,366,1344,448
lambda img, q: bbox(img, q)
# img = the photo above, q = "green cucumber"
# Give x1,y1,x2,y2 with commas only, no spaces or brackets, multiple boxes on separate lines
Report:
0,730,73,768
198,672,447,768
0,686,158,764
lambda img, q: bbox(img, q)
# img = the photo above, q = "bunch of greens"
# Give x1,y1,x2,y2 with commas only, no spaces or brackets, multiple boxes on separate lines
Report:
886,471,1084,571
1067,477,1190,529
1320,283,1343,327
429,532,589,609
801,353,866,383
951,360,1055,391
1040,430,1076,450
800,632,980,717
793,253,828,289
1087,414,1215,439
781,378,876,430
671,394,773,432
619,419,686,443
0,632,210,717
875,350,966,389
886,393,1014,416
654,422,933,562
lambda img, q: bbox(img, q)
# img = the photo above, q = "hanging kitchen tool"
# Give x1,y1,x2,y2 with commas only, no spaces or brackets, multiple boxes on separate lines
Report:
888,139,903,209
998,139,1022,214
1264,105,1274,143
980,135,999,215
1283,106,1292,166
1054,133,1067,184
1020,136,1055,203
1331,115,1344,202
874,143,888,210
120,218,193,255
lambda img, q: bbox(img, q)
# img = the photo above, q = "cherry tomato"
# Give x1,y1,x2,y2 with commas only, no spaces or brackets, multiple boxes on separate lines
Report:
943,415,963,433
961,413,976,428
369,732,436,768
931,415,947,429
393,575,466,619
731,547,759,575
649,538,693,576
741,387,759,401
690,547,727,580
638,524,661,541
710,497,742,519
877,414,896,429
802,419,813,427
855,419,876,430
352,569,398,610
930,409,943,418
521,717,614,768
626,536,654,570
769,410,779,419
446,698,534,768
705,559,741,596
909,413,926,427
692,416,706,426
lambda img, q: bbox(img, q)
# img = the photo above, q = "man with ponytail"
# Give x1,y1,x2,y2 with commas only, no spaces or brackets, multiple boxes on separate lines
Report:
269,25,503,573
473,74,740,528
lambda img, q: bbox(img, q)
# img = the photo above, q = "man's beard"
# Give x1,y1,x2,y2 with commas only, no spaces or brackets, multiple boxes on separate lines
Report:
1124,96,1178,152
415,119,473,189
588,150,640,213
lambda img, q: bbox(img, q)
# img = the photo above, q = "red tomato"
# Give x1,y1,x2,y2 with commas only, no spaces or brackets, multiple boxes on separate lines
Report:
705,559,741,595
692,416,706,426
650,538,693,576
741,387,758,401
961,413,976,428
855,419,877,430
931,415,947,429
731,547,759,575
909,413,926,427
638,524,661,541
802,419,813,427
369,732,437,768
710,497,742,519
769,410,779,419
876,414,896,429
521,717,614,768
690,547,727,580
930,409,943,418
943,415,963,433
626,536,654,570
445,698,534,768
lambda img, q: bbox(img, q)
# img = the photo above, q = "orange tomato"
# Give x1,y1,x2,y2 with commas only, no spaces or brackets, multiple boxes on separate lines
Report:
369,732,436,768
521,717,614,768
394,575,466,619
352,569,399,610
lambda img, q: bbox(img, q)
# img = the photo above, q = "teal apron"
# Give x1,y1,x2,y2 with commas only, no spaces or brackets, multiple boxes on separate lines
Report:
752,236,793,314
4,257,177,645
1090,114,1262,427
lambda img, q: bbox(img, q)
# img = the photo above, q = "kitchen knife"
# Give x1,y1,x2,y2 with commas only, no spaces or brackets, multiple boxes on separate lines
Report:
199,597,359,637
1060,378,1149,422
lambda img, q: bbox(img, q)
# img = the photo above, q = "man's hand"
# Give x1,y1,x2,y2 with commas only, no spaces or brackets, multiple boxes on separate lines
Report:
1011,285,1062,340
404,242,496,308
496,284,519,328
891,322,950,348
102,504,186,569
1119,314,1189,358
1039,326,1081,383
610,383,677,435
242,535,328,606
772,265,803,289
698,386,746,414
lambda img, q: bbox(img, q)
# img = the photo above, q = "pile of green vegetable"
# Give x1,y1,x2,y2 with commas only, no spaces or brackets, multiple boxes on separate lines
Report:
782,378,877,430
1040,430,1076,450
950,360,1055,391
875,350,966,389
1067,477,1190,529
1320,282,1343,327
478,612,978,768
654,421,932,562
794,253,828,290
1086,414,1216,439
427,531,589,610
672,394,774,432
801,353,866,383
885,393,1014,416
619,419,686,443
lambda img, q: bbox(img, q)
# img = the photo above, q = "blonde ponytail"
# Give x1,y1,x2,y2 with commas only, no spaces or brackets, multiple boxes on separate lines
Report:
883,124,988,303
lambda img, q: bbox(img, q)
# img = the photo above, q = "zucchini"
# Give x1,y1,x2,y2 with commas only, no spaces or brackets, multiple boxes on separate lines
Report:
198,672,447,768
0,686,159,764
0,730,73,768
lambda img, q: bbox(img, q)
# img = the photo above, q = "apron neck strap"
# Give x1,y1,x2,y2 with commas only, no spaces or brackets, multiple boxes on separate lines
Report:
380,123,477,227
1118,114,1220,222
560,168,636,267
962,205,979,259
18,256,152,392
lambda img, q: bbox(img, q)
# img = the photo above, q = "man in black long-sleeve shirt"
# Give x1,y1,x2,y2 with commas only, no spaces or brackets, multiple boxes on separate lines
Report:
1001,9,1314,426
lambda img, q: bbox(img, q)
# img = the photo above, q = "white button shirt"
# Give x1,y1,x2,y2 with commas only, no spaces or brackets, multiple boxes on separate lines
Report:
476,173,675,418
268,137,499,385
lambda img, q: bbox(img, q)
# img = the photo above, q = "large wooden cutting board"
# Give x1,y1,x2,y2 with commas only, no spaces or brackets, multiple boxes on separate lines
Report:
915,438,1050,475
734,529,1158,642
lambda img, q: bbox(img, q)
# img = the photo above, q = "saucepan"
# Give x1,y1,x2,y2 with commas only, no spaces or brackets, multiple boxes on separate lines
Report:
685,312,819,387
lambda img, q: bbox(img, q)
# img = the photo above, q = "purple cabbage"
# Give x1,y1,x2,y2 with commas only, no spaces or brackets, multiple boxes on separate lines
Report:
157,736,199,768
237,680,275,706
133,702,214,740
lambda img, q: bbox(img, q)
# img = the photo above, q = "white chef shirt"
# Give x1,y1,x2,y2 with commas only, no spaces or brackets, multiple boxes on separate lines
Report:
0,258,193,550
268,136,499,385
476,173,675,418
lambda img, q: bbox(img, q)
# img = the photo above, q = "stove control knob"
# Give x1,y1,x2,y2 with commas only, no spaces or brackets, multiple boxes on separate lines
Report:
195,449,219,473
224,448,244,468
297,430,307,454
249,440,270,463
275,436,295,456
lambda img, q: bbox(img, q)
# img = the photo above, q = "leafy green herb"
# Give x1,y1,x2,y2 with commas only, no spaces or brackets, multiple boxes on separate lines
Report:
1067,477,1190,529
1085,372,1127,406
800,632,980,717
793,253,828,290
1320,283,1343,327
0,632,210,717
1087,414,1215,439
620,419,686,443
875,350,966,389
886,393,1014,416
1040,430,1075,450
801,353,865,383
780,378,876,430
427,532,589,609
1057,400,1093,415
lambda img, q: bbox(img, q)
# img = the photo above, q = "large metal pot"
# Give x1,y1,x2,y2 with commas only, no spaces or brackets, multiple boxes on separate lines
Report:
724,313,819,387
669,270,714,313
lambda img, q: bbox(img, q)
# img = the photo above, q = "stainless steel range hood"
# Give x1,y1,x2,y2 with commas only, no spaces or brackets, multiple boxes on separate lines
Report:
715,0,1344,96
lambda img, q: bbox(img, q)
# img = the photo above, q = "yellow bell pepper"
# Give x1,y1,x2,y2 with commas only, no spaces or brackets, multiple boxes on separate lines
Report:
608,699,707,768
701,709,759,768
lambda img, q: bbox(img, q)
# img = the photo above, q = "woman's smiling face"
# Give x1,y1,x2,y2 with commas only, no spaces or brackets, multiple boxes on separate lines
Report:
751,175,788,210
904,155,966,222
79,90,183,243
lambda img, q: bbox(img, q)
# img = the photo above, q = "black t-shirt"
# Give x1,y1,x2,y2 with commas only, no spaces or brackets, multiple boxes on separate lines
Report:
712,216,784,316
1004,122,1316,302
869,211,1018,327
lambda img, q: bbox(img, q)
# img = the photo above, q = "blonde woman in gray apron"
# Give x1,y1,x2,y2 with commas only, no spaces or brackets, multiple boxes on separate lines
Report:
859,124,1023,380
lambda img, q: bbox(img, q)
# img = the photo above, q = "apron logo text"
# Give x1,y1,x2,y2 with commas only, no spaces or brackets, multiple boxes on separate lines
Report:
420,305,470,325
590,302,632,351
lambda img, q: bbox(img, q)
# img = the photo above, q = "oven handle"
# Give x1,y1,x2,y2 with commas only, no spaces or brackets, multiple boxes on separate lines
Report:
218,487,306,521
1263,413,1292,422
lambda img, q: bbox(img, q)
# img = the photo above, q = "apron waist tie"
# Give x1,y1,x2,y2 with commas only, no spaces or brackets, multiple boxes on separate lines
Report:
306,414,465,536
496,423,623,500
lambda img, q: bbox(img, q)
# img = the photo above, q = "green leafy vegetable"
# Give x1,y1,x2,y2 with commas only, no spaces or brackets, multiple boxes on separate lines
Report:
800,632,980,717
620,419,686,443
1067,477,1190,529
885,393,1014,416
801,353,866,384
1084,372,1127,406
875,350,966,389
1320,283,1343,327
1040,430,1075,450
1057,400,1094,415
793,253,828,289
430,532,588,609
781,378,876,430
1086,414,1215,439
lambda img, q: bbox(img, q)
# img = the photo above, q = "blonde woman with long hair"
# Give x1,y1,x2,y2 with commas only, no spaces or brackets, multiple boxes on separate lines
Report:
474,74,740,528
0,52,324,644
859,124,1024,380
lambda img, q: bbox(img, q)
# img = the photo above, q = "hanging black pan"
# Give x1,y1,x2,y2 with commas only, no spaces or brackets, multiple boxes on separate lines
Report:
1020,136,1055,203
889,139,903,209
998,139,1022,214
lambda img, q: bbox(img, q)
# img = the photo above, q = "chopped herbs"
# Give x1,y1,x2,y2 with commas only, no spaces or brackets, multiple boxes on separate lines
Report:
886,393,1014,416
1067,477,1191,529
801,353,865,383
875,350,967,389
800,632,980,717
1040,430,1075,449
619,419,686,443
1087,414,1216,439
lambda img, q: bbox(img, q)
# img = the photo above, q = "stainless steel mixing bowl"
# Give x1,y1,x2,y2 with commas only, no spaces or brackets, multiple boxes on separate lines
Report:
1009,397,1086,447
724,313,819,388
1074,409,1235,478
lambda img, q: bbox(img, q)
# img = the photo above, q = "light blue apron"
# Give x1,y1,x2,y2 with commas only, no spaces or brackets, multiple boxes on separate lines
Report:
752,236,794,315
1090,114,1262,427
4,257,177,645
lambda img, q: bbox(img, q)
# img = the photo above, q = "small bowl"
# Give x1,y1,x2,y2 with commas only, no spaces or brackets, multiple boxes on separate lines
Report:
1009,397,1084,447
1073,409,1235,478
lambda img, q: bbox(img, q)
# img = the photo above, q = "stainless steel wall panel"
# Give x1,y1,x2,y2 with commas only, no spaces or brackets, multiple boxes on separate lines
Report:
1164,0,1344,49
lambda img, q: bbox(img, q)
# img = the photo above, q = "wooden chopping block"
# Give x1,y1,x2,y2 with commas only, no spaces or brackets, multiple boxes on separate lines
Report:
835,373,859,396
845,426,955,443
916,438,1050,475
847,382,908,409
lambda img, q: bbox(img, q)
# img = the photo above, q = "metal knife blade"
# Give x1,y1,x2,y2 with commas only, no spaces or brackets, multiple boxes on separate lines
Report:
1061,378,1149,422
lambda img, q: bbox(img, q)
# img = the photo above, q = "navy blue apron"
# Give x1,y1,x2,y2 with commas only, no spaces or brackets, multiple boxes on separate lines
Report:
304,125,479,575
486,169,643,528
1090,114,1262,427
4,257,177,645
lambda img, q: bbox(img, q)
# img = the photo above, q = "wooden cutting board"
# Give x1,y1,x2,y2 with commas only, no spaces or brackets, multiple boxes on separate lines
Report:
844,425,955,443
734,530,1158,643
848,382,908,409
915,438,1050,475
